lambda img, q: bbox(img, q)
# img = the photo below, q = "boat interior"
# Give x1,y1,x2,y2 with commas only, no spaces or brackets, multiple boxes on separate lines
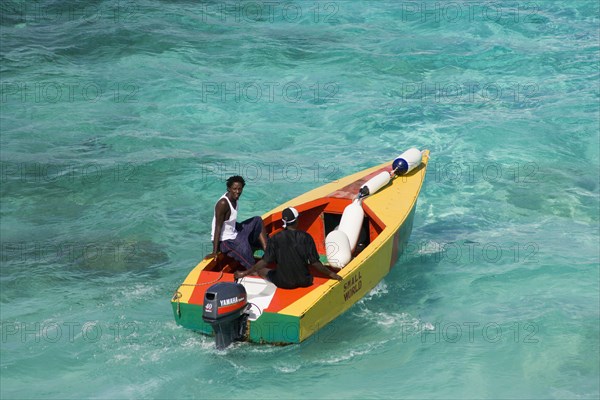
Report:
203,196,387,278
186,196,387,317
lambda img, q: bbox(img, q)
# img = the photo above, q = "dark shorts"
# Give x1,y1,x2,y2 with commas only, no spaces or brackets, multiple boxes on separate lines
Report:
266,269,313,289
220,216,264,269
266,269,277,285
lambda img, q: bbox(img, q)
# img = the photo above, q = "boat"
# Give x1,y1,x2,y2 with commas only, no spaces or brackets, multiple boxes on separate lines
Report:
171,149,430,348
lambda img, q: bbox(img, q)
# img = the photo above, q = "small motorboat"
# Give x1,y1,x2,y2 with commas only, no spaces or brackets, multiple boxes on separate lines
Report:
172,149,430,348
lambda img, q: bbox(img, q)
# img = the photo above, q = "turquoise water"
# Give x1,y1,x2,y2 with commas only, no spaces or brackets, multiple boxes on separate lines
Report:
1,0,599,398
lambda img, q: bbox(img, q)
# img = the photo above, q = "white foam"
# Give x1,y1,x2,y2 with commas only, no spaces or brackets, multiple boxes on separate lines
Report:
274,364,301,373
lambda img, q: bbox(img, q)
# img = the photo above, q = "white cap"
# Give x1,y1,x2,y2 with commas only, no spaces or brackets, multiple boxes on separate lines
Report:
282,207,299,228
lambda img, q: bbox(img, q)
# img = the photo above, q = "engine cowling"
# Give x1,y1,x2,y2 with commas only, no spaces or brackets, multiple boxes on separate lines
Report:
202,282,249,349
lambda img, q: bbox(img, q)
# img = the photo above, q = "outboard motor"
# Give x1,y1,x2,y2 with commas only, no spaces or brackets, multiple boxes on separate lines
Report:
202,282,249,349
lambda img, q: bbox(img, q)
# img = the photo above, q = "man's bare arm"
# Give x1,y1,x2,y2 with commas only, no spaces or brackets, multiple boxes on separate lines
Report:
312,261,342,281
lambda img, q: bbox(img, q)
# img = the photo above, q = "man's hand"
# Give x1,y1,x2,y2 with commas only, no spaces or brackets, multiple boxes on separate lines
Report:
330,272,343,281
234,270,246,280
204,252,218,261
312,261,343,281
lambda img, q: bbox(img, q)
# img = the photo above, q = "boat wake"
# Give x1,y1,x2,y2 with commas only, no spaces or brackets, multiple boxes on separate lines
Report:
358,281,389,303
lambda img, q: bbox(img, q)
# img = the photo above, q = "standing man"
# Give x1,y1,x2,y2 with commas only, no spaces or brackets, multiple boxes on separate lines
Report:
235,207,343,288
207,175,268,269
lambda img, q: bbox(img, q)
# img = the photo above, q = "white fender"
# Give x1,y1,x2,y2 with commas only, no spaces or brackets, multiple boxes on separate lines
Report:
360,171,391,197
338,199,365,252
325,230,351,268
392,148,422,175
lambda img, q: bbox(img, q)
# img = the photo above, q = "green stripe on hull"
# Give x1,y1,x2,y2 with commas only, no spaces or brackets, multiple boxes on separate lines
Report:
172,302,300,344
172,302,212,335
248,313,300,344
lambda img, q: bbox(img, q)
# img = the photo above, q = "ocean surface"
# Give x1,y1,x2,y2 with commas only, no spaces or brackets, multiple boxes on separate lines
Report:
1,0,599,399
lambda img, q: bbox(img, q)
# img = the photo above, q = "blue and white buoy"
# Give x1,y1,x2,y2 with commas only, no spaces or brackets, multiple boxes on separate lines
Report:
392,148,422,176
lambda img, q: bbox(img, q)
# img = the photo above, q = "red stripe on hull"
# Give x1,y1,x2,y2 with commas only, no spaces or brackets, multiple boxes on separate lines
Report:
328,166,391,199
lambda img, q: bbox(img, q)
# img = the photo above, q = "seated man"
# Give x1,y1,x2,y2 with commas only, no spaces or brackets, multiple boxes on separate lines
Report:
234,207,342,289
206,175,268,269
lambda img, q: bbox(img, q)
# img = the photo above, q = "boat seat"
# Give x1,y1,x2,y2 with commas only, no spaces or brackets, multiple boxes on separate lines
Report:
239,277,277,321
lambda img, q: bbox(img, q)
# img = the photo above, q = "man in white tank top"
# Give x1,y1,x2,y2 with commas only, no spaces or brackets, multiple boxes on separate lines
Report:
207,175,268,269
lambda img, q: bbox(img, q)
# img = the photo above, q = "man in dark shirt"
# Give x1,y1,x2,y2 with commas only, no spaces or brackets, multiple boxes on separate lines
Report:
234,207,342,289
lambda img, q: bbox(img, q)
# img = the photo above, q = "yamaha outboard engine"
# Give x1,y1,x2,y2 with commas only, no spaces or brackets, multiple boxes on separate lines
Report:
202,282,249,349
